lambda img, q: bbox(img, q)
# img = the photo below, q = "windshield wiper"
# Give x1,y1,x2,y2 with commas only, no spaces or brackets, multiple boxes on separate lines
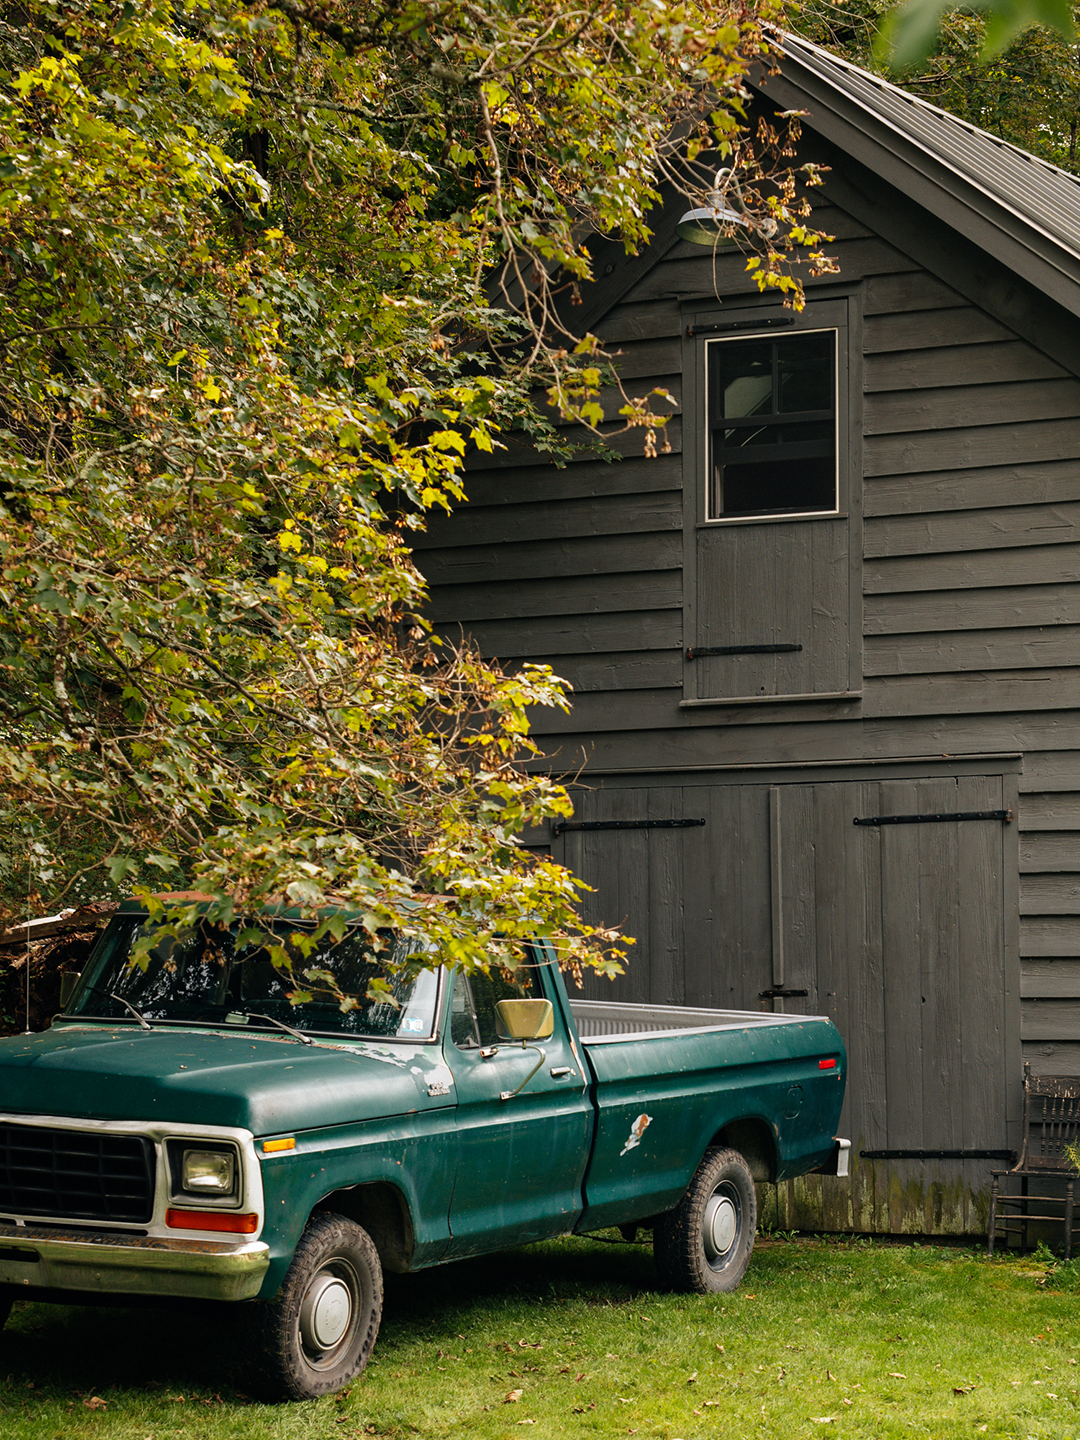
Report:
234,1011,314,1046
108,991,153,1031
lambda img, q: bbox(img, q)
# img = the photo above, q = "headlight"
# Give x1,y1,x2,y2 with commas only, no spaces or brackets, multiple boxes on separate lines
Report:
167,1140,240,1201
183,1149,235,1194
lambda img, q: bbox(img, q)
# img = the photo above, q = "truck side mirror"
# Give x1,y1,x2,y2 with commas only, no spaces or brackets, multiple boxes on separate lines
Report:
495,998,553,1042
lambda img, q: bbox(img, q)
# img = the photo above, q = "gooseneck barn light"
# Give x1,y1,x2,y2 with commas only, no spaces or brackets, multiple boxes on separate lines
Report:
676,168,776,247
675,197,748,247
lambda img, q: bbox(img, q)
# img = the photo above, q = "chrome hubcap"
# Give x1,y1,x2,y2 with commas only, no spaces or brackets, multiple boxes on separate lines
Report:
703,1188,738,1263
300,1274,353,1353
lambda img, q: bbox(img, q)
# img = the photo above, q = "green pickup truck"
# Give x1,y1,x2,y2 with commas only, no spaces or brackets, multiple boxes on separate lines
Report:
0,902,847,1398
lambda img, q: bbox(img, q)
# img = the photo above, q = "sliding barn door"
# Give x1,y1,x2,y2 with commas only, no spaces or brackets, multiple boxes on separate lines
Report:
557,771,1017,1235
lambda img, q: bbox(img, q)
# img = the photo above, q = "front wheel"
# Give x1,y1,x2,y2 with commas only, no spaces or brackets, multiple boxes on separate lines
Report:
249,1212,383,1400
653,1146,756,1294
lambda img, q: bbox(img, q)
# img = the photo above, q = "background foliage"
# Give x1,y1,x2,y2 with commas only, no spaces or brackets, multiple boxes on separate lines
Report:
799,0,1080,171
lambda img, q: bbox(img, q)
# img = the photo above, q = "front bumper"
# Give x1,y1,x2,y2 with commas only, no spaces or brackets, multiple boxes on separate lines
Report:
0,1222,269,1302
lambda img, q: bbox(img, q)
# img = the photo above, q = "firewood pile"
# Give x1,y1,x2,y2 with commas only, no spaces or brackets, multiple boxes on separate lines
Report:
0,904,118,1036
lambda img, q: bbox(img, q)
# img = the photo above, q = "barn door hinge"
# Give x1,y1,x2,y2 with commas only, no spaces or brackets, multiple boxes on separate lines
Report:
860,1148,1016,1161
687,317,797,337
758,986,809,999
553,818,706,837
853,809,1013,827
686,643,802,660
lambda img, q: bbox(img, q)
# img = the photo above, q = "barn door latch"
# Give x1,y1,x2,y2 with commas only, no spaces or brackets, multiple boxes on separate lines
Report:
553,818,705,836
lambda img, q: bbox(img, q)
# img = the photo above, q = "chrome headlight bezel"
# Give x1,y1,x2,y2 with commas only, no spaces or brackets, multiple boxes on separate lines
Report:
165,1139,242,1205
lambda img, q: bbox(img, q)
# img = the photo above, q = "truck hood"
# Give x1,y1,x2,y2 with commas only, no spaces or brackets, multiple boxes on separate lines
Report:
0,1023,453,1135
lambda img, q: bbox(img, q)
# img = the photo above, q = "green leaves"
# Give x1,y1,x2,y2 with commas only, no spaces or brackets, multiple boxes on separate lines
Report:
0,0,797,982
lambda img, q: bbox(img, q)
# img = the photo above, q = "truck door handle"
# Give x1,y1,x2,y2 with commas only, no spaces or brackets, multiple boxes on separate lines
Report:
549,1066,573,1078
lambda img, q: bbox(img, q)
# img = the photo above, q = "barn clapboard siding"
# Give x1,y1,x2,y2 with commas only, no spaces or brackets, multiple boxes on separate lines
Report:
418,33,1080,1236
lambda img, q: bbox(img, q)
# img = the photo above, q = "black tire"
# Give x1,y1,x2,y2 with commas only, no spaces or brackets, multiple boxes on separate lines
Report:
653,1146,756,1294
249,1212,383,1400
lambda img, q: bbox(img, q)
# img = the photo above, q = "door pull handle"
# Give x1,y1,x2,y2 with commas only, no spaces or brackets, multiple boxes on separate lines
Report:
549,1066,573,1078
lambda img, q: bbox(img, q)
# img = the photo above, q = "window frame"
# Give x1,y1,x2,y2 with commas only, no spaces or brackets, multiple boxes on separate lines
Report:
705,326,840,524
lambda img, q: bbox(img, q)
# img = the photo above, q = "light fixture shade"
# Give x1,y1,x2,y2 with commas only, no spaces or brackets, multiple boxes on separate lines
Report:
675,200,747,247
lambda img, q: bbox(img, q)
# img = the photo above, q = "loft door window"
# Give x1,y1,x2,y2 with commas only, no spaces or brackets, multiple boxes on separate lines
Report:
707,331,837,520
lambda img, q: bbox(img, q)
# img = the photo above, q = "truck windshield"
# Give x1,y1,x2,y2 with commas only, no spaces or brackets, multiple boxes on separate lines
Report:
66,916,440,1040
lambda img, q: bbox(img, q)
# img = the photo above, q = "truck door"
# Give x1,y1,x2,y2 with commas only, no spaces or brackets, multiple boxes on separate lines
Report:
443,963,592,1258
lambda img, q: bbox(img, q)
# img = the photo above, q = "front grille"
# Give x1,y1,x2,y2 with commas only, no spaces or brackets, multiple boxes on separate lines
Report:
0,1124,154,1224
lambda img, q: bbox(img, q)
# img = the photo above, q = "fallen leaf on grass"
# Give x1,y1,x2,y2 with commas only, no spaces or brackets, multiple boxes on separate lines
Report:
505,1390,523,1403
810,1416,839,1424
842,1398,853,1406
888,1372,906,1379
83,1397,106,1411
517,1419,537,1425
953,1383,976,1395
572,1402,597,1413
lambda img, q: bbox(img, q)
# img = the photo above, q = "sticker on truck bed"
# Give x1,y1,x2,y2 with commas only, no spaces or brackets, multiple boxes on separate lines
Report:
619,1113,652,1156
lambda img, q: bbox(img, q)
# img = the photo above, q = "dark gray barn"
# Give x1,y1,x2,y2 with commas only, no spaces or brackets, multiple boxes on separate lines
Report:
417,35,1080,1236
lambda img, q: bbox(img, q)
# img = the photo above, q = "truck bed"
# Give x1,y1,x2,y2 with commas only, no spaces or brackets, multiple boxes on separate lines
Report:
569,999,830,1042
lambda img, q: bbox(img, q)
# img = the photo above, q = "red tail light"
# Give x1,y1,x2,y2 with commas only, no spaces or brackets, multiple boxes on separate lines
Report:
819,1058,837,1070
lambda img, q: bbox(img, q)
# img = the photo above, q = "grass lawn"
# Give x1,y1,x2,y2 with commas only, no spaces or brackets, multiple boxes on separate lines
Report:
1,1233,1078,1440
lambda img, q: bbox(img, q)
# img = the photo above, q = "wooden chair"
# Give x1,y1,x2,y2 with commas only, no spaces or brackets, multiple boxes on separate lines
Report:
988,1063,1080,1257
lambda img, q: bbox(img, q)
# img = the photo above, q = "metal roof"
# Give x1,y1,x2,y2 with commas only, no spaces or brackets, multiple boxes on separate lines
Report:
763,32,1080,283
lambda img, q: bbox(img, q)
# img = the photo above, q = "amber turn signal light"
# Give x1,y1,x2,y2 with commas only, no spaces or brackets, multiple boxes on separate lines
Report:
165,1208,259,1234
263,1137,296,1153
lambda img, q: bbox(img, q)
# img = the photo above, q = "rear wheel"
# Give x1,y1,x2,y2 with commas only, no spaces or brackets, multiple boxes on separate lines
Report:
653,1147,756,1294
249,1212,383,1400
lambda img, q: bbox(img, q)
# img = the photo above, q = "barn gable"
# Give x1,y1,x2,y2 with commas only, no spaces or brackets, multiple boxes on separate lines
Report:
417,34,1080,1236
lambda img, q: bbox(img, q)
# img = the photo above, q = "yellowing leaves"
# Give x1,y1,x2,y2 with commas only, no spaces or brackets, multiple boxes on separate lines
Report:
430,430,466,454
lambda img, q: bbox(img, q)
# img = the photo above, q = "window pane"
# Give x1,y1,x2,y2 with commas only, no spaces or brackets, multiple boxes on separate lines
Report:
715,340,773,418
715,456,836,517
777,332,833,413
